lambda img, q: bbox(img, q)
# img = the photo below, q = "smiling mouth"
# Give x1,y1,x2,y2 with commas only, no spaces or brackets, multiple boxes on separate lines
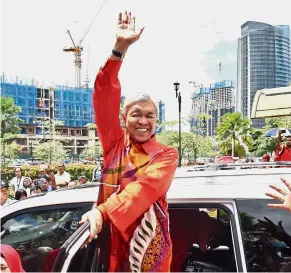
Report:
136,128,149,132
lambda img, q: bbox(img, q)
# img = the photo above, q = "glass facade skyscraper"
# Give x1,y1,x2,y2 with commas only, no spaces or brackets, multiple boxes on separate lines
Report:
237,21,291,127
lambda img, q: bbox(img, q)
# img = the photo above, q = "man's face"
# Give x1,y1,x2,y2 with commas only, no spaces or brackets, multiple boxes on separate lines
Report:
123,101,157,144
39,169,46,175
58,166,65,173
24,179,31,187
100,158,104,168
1,187,8,204
15,168,21,178
79,178,87,184
40,179,49,190
31,190,38,196
286,137,291,148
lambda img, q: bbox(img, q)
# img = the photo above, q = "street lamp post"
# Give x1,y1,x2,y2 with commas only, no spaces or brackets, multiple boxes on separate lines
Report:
173,81,182,167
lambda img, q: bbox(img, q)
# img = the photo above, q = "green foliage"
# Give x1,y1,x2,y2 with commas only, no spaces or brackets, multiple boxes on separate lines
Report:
250,117,291,156
0,142,22,160
2,164,96,181
250,129,277,156
64,164,96,181
80,142,103,160
32,140,68,163
85,123,97,129
1,96,23,161
265,117,291,128
216,112,253,157
156,131,216,160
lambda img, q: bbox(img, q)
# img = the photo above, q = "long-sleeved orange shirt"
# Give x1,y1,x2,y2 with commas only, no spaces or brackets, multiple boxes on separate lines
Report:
93,58,178,272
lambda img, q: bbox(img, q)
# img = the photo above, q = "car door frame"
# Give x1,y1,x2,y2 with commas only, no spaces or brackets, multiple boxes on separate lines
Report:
169,199,247,272
1,202,94,272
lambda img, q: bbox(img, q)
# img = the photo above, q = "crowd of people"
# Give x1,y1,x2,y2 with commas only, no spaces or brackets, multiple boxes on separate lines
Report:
1,159,104,207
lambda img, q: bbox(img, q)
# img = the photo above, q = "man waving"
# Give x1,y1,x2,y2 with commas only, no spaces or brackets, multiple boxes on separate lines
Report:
80,11,178,272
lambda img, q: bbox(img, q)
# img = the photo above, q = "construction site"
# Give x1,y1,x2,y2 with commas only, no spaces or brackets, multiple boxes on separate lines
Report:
0,1,110,156
191,80,235,136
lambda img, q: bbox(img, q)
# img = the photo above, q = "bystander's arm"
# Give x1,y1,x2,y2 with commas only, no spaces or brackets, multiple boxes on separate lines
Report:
47,166,57,190
275,130,283,161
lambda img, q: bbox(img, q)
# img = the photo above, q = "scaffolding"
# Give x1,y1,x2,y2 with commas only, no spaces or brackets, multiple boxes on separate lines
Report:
1,77,94,131
54,86,94,127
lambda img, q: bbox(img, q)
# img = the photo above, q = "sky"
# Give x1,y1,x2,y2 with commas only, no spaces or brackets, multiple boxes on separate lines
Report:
1,0,291,129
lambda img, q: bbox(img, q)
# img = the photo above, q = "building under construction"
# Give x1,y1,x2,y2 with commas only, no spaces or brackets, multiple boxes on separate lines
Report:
1,76,96,156
191,80,235,136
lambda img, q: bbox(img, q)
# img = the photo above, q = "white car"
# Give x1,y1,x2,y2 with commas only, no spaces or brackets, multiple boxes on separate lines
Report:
1,165,291,272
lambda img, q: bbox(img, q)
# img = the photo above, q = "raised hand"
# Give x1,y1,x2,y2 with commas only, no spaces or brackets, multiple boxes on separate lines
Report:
113,11,145,55
266,178,291,211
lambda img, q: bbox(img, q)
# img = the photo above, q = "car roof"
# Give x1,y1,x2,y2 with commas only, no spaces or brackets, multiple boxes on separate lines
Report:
1,185,99,218
2,168,291,218
170,167,291,199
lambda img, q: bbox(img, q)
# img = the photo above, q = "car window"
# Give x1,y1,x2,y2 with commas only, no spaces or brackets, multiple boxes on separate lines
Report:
1,207,83,272
169,206,237,272
237,199,291,272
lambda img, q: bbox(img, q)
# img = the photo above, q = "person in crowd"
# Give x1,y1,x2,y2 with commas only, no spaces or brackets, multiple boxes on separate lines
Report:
78,175,88,185
80,11,178,272
38,175,56,193
68,181,77,188
262,154,270,162
1,181,15,207
39,164,57,189
14,189,27,201
30,185,41,196
22,177,32,195
275,130,291,161
92,157,104,182
0,244,25,272
55,163,71,188
10,167,25,193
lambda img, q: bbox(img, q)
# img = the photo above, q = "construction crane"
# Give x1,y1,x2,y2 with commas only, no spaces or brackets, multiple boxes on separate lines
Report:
63,0,108,88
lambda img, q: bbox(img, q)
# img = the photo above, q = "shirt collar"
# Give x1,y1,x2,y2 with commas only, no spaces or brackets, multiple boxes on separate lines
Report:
126,134,162,157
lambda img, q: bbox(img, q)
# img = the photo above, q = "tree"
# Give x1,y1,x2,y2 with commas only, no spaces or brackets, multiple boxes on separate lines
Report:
197,113,211,136
0,97,23,162
156,131,214,161
265,117,291,128
250,129,277,156
80,141,103,160
216,112,253,158
32,140,68,163
0,142,22,161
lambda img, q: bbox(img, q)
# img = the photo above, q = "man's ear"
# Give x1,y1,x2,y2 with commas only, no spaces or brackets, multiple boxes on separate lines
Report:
122,114,126,125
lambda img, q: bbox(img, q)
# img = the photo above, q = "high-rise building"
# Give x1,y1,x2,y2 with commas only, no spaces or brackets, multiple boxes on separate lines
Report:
191,80,235,136
155,100,166,134
237,21,291,127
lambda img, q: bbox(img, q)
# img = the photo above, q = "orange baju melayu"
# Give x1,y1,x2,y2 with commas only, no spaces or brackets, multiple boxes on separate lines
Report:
93,59,178,272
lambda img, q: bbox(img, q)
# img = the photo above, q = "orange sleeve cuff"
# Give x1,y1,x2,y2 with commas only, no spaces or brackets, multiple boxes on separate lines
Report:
97,204,109,222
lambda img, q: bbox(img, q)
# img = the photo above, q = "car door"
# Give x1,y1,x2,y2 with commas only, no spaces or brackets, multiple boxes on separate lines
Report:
168,200,247,272
1,202,93,272
53,220,110,272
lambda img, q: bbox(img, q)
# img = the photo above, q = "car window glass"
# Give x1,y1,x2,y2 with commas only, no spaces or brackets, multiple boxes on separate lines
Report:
169,207,237,272
1,207,82,272
237,199,291,272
